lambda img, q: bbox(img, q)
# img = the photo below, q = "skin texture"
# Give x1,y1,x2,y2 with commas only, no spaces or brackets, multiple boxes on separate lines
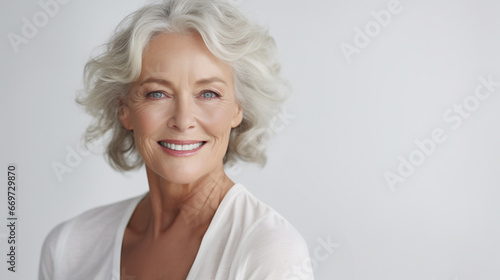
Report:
118,32,243,279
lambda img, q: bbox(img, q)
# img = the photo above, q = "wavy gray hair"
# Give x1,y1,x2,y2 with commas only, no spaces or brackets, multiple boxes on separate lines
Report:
77,0,289,172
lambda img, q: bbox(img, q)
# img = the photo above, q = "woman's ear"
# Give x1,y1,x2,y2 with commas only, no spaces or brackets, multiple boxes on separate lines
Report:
231,104,243,128
119,99,133,130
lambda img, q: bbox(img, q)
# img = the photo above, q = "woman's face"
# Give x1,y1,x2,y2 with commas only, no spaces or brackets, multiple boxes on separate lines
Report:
120,32,243,184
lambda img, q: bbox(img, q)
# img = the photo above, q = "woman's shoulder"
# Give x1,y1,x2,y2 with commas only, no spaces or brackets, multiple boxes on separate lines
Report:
227,183,303,233
215,183,309,257
42,193,145,248
219,183,313,279
55,194,145,234
39,194,145,279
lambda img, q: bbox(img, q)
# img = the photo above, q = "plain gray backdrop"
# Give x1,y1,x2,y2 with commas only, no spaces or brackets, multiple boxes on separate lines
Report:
1,0,500,279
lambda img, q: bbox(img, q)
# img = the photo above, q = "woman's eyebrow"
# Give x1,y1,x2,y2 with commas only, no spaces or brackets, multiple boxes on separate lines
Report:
139,77,228,87
140,78,173,87
195,77,227,86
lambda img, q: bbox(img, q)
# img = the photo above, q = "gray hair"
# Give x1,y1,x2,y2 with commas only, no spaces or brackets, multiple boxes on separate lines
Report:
77,0,289,172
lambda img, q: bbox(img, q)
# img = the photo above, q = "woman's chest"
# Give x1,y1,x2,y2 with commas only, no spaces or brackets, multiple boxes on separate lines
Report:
120,230,204,280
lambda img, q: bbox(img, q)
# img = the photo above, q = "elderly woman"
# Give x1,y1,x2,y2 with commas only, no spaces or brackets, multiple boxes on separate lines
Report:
39,0,313,279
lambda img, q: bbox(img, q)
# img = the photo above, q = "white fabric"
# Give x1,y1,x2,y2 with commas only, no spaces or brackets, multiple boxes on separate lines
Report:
39,183,314,280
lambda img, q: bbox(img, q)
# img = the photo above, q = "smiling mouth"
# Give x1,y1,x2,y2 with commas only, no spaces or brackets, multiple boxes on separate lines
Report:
158,141,206,151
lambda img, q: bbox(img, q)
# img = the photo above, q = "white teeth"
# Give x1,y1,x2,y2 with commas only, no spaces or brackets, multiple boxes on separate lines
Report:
160,141,203,151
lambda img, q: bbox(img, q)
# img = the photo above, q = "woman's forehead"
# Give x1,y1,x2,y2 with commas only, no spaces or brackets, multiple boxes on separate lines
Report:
140,32,233,83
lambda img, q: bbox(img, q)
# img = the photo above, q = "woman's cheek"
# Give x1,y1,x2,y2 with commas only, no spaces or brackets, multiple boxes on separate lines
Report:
199,103,236,135
133,104,167,134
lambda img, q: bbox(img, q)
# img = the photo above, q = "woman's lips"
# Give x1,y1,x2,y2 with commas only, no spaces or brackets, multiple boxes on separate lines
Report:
157,140,206,157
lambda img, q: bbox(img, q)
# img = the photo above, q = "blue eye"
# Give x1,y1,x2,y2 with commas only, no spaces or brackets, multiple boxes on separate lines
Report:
147,91,165,99
200,91,220,99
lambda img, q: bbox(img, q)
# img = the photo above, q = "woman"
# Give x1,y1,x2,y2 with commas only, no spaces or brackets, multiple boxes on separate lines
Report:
39,0,313,279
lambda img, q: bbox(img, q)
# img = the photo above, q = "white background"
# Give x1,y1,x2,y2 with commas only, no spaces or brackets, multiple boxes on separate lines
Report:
1,0,500,279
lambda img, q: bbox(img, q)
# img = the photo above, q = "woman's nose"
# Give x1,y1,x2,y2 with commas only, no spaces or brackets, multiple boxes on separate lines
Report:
167,95,196,131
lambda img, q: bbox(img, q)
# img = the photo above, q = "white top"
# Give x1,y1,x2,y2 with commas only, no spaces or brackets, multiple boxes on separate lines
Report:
39,183,314,280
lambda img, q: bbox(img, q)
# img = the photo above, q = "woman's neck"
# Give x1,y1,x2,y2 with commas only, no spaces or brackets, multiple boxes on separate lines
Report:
129,166,234,239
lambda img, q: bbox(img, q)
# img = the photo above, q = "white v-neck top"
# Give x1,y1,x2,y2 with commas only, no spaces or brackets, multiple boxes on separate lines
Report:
39,183,314,280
